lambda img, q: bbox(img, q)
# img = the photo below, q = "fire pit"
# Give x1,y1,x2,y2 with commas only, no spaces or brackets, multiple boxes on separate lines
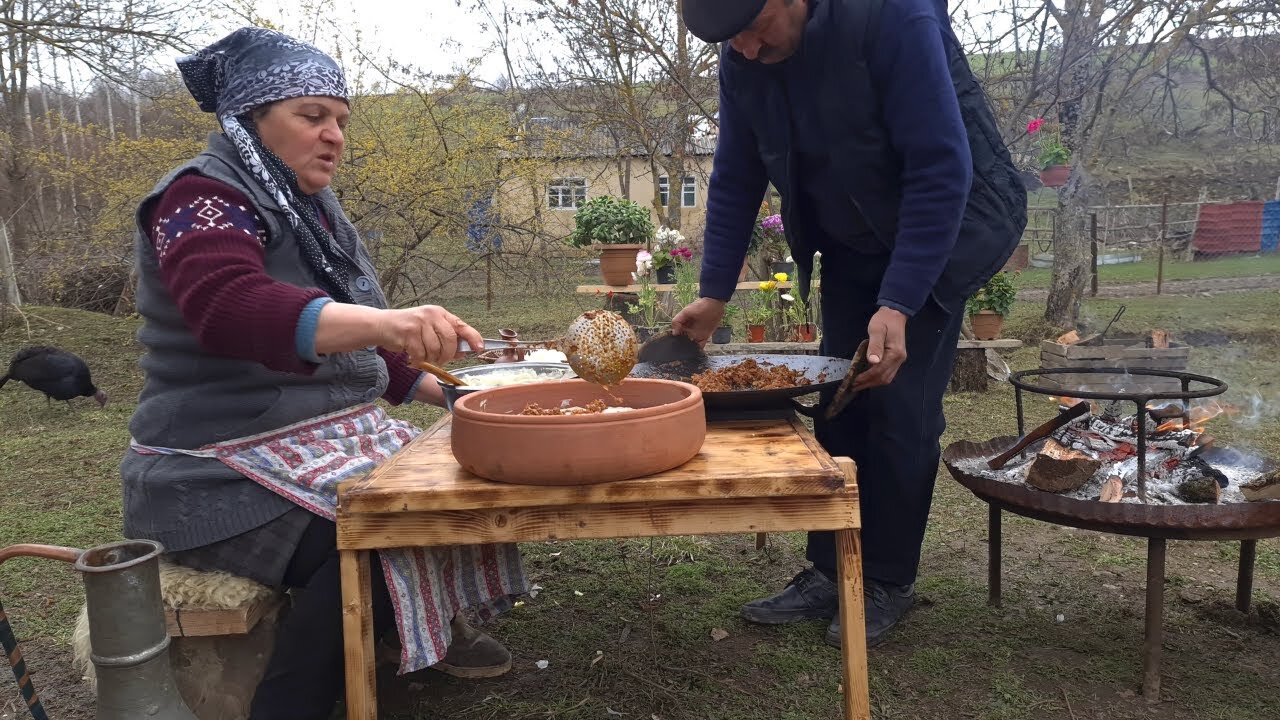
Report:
943,367,1280,700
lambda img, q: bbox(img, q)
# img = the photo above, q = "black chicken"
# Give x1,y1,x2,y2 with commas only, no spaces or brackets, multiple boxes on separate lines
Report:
0,346,108,408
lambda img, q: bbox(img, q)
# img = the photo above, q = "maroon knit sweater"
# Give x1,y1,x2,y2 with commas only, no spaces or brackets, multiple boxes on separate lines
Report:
144,173,422,404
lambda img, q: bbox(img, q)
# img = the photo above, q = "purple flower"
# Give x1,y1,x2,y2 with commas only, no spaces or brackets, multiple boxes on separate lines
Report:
760,214,783,232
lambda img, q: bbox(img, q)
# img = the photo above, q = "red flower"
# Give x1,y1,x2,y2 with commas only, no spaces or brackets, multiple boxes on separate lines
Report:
1027,118,1045,134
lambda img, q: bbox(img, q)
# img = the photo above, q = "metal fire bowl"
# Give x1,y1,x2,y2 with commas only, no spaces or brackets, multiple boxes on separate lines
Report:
943,436,1280,540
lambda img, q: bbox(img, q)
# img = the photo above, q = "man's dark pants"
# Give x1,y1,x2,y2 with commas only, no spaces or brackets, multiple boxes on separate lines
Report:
806,245,967,588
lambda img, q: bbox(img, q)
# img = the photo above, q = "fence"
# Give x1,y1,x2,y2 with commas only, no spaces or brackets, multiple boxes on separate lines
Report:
1020,197,1280,296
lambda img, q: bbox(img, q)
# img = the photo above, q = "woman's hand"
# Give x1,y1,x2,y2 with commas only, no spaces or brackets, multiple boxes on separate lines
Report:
377,305,485,367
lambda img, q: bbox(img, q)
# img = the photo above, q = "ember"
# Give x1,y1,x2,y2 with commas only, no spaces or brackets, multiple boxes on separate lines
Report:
966,402,1275,506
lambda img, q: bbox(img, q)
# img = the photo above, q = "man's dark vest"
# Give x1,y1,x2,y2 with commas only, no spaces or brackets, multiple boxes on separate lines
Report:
720,0,1027,310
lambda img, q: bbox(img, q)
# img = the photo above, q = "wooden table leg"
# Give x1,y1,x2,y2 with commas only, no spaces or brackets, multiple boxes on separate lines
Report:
1236,539,1257,613
835,529,870,720
340,549,377,720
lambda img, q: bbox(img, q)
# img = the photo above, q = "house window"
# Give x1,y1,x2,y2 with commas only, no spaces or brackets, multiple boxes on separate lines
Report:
547,178,587,209
659,175,697,208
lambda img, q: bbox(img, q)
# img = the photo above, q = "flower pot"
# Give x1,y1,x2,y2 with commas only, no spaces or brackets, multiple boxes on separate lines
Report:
711,326,732,344
970,310,1005,340
1039,164,1071,188
656,265,676,284
747,324,767,343
770,261,794,277
790,323,817,342
594,243,647,286
1002,244,1030,273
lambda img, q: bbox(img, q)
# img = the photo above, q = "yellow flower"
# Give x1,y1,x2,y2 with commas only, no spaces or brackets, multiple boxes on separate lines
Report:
773,272,789,283
759,280,777,291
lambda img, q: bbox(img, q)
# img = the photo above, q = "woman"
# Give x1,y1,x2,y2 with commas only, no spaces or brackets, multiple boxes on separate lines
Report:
120,27,527,719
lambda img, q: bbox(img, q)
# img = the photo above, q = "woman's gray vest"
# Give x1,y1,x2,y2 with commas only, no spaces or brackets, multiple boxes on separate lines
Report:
121,132,390,552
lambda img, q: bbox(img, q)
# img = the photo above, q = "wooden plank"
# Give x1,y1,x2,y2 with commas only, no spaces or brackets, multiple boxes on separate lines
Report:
577,280,811,294
956,339,1023,349
706,341,821,355
340,550,377,720
340,417,845,514
834,456,871,720
337,494,860,550
1039,341,1190,361
165,595,282,638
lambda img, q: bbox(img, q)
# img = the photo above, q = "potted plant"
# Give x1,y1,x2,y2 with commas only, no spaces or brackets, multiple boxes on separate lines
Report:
714,303,740,344
966,271,1017,340
746,300,773,343
626,257,665,341
781,285,816,342
651,227,693,284
567,196,656,285
747,208,788,275
1028,118,1071,187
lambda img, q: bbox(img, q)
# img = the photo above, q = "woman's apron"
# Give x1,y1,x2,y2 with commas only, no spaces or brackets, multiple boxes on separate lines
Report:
130,403,528,675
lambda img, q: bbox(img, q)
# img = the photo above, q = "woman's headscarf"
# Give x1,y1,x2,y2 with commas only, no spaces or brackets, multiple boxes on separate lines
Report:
177,27,355,303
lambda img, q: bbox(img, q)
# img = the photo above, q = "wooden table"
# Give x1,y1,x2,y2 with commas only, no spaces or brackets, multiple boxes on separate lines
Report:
336,415,870,719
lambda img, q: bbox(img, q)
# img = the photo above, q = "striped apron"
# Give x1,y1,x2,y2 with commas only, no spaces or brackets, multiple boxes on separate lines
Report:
130,403,527,674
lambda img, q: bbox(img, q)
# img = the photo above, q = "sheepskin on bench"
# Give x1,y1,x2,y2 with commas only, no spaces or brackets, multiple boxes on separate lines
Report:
72,561,285,720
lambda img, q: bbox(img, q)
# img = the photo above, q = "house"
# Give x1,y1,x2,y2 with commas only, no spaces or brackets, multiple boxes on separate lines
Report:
496,116,717,244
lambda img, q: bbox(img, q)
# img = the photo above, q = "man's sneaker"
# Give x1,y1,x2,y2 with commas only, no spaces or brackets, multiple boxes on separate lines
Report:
741,567,839,625
824,580,915,648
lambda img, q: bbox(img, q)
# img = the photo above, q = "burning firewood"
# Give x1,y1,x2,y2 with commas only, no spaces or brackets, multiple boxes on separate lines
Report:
1026,439,1103,493
1056,329,1081,345
1099,476,1124,502
1148,329,1170,349
1241,470,1280,502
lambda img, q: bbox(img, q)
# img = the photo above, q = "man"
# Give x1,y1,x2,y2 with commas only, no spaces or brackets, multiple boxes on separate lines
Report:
672,0,1027,648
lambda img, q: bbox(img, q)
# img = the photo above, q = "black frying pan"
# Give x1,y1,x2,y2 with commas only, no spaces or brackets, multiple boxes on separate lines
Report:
629,354,850,416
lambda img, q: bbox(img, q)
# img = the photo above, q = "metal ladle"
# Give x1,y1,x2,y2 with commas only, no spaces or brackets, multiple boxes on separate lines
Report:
421,310,639,387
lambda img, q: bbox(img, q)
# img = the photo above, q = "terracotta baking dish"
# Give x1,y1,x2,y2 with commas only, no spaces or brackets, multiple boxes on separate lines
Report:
450,378,706,485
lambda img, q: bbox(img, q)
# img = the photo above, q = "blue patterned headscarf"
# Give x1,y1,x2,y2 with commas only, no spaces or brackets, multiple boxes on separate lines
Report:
177,27,355,303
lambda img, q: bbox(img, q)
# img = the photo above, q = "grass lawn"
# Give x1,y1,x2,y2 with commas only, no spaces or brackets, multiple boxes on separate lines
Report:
2,293,1279,720
1012,253,1280,289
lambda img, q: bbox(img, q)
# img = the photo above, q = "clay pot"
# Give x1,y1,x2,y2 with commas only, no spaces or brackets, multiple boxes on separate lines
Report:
970,310,1005,340
747,324,767,343
790,323,817,342
595,243,647,286
1039,165,1071,188
1002,244,1030,273
450,378,706,486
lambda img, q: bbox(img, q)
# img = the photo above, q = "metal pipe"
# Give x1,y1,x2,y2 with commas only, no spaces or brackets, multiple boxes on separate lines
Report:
1237,540,1257,613
988,506,1002,608
0,544,83,720
1143,538,1167,700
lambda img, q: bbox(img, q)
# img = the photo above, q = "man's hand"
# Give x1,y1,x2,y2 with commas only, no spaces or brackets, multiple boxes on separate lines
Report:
671,297,728,346
854,307,908,390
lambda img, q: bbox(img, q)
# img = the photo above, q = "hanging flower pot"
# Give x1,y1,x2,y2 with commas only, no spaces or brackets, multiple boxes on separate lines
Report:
1039,164,1071,188
970,310,1005,340
790,323,817,342
595,243,647,285
747,324,767,343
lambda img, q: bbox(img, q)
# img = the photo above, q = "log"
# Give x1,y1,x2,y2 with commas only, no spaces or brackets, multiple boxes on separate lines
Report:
1241,470,1280,502
1025,440,1102,493
1149,329,1170,349
1099,476,1124,502
1175,475,1221,504
1056,330,1081,345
